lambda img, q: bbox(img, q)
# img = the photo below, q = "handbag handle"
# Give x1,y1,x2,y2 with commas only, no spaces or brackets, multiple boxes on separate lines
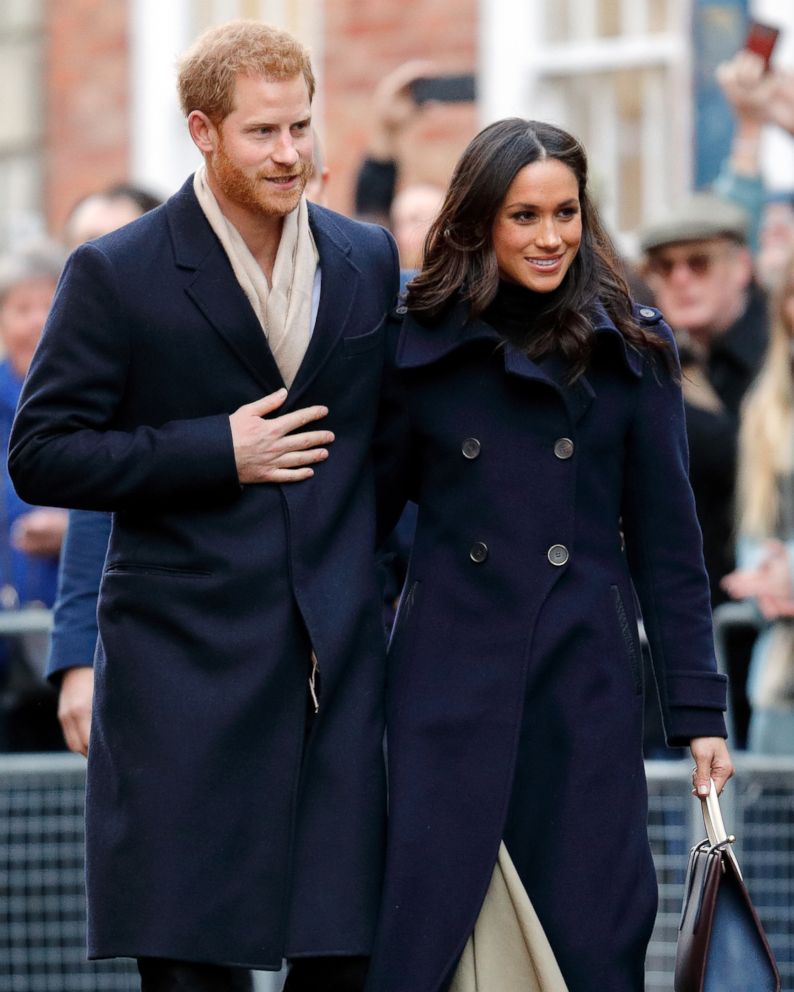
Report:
701,779,743,880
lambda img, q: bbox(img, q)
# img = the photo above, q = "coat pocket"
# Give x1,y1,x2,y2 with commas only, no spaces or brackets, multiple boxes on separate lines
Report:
342,317,386,356
388,579,420,654
610,585,642,694
104,562,212,578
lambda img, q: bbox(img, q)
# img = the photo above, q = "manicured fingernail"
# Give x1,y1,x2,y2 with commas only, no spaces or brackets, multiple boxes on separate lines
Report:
698,784,709,796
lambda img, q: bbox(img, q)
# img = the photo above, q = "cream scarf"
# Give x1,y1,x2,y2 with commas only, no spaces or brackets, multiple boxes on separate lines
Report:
193,164,319,386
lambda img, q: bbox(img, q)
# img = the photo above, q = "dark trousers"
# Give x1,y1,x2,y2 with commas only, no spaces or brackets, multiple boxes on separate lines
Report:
137,955,368,991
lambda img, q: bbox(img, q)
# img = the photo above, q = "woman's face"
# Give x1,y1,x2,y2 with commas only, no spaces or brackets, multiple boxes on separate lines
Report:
491,158,582,293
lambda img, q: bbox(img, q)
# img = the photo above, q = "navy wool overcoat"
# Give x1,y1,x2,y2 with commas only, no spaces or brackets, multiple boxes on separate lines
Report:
365,301,728,992
8,177,399,968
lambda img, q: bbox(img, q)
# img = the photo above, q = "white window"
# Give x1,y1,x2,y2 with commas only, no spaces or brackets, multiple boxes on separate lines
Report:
0,0,45,247
480,0,691,254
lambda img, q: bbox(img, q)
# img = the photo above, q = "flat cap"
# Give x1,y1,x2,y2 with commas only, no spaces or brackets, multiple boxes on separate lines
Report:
639,193,749,253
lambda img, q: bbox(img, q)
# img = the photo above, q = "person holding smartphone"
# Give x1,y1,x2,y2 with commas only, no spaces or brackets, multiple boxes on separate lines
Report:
353,61,472,266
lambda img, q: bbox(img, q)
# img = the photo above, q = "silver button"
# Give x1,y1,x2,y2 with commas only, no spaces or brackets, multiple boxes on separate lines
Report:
462,438,481,460
547,544,569,566
639,307,656,319
395,305,408,315
554,438,574,460
470,542,488,564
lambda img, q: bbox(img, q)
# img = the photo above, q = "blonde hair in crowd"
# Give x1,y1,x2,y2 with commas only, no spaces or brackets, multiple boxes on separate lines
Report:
737,252,794,538
177,20,315,124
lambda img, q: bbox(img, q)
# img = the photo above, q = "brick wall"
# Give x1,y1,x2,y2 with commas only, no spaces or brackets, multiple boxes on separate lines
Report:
43,0,130,237
322,0,479,217
40,0,477,231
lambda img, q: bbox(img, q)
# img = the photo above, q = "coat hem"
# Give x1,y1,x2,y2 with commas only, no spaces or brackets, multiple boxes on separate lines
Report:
87,950,284,971
88,944,374,970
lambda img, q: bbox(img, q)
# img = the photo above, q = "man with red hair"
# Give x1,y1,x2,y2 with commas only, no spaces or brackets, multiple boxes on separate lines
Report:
10,20,398,992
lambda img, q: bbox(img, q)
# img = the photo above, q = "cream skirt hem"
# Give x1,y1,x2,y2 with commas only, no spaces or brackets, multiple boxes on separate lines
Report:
449,842,569,992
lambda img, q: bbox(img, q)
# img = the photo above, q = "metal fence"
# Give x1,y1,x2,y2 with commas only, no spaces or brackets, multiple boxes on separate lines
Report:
0,754,136,992
1,753,792,991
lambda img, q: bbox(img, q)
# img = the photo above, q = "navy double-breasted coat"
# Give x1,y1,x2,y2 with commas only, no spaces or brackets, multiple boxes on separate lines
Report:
366,301,728,992
9,178,399,968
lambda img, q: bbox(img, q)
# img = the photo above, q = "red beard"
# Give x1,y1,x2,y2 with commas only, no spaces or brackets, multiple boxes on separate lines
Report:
210,136,313,218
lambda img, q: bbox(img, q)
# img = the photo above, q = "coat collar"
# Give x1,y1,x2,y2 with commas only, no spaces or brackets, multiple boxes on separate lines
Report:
165,178,361,403
394,296,643,426
395,296,644,378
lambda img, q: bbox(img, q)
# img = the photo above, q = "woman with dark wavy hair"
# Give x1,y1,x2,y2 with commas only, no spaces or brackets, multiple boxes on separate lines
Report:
366,119,734,992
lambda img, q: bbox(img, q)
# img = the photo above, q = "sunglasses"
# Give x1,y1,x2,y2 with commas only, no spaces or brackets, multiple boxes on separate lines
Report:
646,251,725,279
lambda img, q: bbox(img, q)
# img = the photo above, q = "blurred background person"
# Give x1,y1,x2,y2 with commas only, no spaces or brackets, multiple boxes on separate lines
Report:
640,195,763,747
63,183,162,250
714,48,772,255
353,60,461,277
0,241,66,750
757,192,794,292
389,182,445,275
640,194,762,599
0,243,67,611
715,48,794,291
304,131,331,205
353,60,443,227
722,249,794,754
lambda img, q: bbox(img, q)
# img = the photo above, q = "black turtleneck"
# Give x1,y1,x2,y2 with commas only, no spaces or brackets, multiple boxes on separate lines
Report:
482,280,565,351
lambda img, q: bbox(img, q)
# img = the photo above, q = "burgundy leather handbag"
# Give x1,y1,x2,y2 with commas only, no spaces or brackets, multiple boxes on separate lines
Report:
674,781,780,992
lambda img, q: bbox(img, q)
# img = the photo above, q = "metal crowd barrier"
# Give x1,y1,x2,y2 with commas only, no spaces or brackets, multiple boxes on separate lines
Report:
0,753,136,991
1,753,792,991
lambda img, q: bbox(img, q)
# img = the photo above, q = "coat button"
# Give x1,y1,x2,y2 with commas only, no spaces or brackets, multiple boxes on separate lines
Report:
470,542,488,564
462,438,481,460
553,437,574,460
639,307,656,319
547,544,569,566
395,304,408,315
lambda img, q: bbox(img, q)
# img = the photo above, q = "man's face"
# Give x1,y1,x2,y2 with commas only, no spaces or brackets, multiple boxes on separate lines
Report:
644,238,751,339
208,72,314,220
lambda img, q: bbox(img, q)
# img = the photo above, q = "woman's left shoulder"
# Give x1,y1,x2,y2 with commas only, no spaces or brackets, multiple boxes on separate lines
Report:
632,302,674,345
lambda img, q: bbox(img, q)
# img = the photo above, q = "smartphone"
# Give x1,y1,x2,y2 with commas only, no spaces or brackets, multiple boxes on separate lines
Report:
744,19,779,70
409,74,476,105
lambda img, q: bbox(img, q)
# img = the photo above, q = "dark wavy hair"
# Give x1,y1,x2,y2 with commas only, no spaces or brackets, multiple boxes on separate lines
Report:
406,118,667,377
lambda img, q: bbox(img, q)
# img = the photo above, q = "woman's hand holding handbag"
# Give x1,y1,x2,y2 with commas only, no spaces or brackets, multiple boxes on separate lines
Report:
674,780,780,992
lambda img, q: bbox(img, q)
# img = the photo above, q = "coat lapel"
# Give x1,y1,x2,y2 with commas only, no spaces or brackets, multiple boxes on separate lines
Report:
396,302,502,368
503,346,594,425
167,177,285,394
286,204,361,403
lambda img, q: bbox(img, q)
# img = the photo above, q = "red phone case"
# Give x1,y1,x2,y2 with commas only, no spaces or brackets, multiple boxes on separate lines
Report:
744,20,779,68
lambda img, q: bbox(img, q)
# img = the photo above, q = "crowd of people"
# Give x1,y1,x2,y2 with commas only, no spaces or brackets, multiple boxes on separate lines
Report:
0,16,791,992
635,47,794,755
